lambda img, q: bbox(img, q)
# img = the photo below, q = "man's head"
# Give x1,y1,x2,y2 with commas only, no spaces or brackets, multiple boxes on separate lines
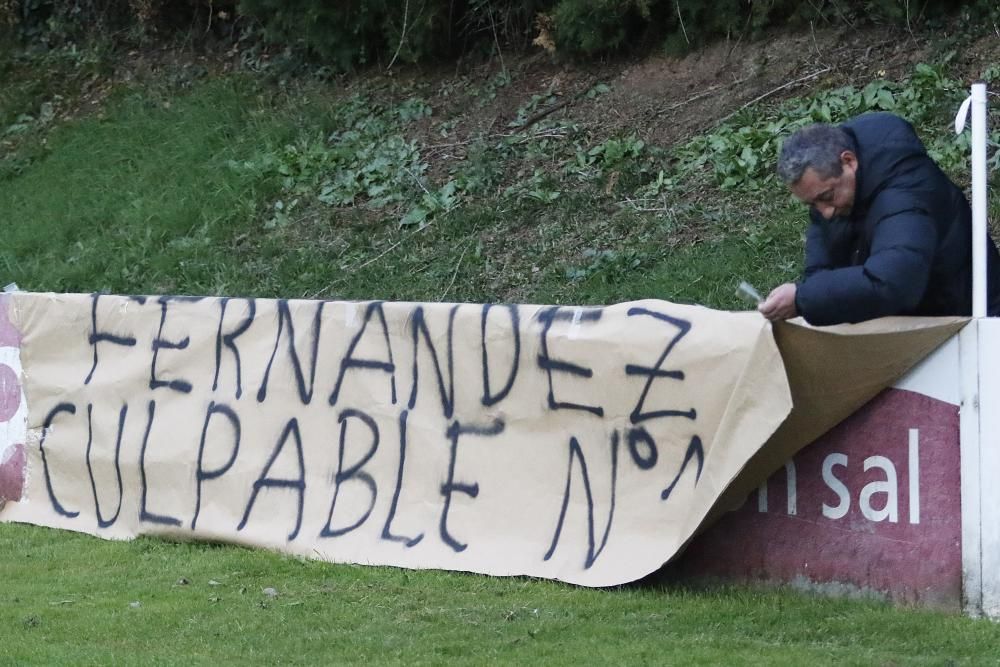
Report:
777,123,858,220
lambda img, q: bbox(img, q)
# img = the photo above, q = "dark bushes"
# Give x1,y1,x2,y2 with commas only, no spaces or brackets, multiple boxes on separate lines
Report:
2,0,996,69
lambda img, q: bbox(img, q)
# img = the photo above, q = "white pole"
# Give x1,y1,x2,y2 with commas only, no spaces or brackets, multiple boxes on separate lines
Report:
971,82,988,318
974,81,1000,615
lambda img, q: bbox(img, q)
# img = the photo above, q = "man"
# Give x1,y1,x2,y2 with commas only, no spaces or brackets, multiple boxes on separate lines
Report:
758,112,1000,325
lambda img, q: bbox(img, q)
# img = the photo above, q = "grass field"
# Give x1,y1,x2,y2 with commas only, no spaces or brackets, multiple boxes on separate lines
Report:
3,36,1000,664
6,523,1000,665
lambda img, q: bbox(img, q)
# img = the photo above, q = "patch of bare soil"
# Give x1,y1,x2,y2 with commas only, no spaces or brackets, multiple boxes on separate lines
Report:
397,22,943,157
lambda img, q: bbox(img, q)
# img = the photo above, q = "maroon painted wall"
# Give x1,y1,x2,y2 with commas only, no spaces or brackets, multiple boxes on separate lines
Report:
673,388,962,608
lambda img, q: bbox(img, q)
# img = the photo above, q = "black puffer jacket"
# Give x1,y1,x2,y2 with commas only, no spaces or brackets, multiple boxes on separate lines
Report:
794,112,1000,325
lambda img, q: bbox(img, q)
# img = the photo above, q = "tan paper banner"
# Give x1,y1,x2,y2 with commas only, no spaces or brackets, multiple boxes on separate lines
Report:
0,292,963,586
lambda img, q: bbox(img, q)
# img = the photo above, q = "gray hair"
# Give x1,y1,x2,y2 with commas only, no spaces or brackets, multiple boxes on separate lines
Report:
776,123,853,184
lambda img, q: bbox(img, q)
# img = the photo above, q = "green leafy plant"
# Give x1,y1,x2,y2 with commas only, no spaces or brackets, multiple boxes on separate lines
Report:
566,247,645,283
661,62,992,194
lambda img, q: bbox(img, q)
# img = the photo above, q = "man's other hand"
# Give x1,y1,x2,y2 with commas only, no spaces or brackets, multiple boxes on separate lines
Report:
758,283,798,321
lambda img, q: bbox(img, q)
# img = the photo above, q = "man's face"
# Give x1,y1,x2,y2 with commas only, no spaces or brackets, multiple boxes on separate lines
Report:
789,151,858,220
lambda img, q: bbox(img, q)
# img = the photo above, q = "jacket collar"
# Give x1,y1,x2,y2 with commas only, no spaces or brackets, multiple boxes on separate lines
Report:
842,127,870,222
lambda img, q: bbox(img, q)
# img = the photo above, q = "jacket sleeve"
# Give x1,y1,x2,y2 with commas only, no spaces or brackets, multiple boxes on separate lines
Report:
795,208,937,325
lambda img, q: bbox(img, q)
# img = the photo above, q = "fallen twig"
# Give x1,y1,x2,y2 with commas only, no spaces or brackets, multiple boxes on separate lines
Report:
440,243,470,301
403,166,434,198
509,75,605,136
425,124,576,152
717,66,832,124
517,99,570,133
357,240,403,271
655,78,750,117
619,197,675,213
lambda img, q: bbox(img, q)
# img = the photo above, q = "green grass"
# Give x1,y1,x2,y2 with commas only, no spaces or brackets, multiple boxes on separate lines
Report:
1,76,298,295
4,522,1000,665
2,44,999,664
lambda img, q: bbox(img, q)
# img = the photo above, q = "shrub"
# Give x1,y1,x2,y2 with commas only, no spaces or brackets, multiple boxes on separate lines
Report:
7,0,233,45
6,0,999,69
237,0,455,70
549,0,648,55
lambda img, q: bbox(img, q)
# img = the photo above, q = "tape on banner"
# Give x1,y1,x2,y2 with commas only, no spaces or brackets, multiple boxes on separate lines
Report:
568,307,583,340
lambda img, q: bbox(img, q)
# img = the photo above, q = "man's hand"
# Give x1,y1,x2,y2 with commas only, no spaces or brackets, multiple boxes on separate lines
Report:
758,283,798,321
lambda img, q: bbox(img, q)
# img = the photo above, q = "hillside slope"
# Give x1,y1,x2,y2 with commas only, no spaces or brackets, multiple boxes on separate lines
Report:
0,22,997,308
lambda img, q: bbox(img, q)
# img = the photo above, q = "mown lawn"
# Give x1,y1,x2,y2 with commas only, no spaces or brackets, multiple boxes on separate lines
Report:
5,523,1000,665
